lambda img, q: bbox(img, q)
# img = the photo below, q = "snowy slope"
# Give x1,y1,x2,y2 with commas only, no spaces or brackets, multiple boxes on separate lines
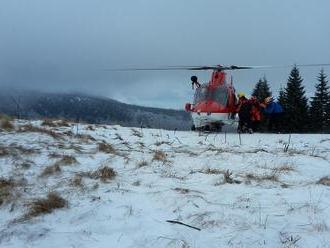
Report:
1,120,330,248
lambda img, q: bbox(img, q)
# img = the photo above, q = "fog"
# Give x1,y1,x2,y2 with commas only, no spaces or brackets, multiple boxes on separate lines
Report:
1,0,329,109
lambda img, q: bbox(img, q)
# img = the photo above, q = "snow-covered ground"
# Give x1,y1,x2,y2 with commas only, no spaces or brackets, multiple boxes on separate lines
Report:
1,120,330,248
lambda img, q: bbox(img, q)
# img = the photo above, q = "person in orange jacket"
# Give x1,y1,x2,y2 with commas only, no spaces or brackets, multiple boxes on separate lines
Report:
250,96,262,132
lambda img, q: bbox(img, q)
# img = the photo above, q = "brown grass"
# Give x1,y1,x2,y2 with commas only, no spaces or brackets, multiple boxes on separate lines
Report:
173,187,190,194
98,142,117,154
40,164,61,177
75,134,96,142
272,164,296,174
26,192,67,219
58,155,78,165
0,178,16,206
152,150,167,162
19,124,61,139
317,176,330,186
83,166,117,182
0,144,38,158
245,172,279,183
42,119,71,127
131,129,143,138
0,146,9,157
70,174,83,187
0,119,14,131
201,168,226,175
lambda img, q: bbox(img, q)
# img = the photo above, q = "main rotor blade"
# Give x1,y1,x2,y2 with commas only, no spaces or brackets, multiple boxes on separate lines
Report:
106,63,330,72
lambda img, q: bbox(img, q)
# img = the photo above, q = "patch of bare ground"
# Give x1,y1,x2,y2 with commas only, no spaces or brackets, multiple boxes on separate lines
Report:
18,124,62,139
98,142,117,154
25,192,67,219
317,176,330,186
82,166,117,182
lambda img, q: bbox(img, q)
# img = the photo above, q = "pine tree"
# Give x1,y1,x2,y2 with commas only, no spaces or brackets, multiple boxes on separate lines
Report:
280,66,309,132
251,76,272,102
309,69,330,132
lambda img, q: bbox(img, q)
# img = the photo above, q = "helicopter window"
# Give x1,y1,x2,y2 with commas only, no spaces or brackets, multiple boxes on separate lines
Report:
210,86,228,105
193,85,228,105
193,84,208,104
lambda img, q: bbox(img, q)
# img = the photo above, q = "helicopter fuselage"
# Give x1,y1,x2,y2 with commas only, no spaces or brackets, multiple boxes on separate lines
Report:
185,70,238,131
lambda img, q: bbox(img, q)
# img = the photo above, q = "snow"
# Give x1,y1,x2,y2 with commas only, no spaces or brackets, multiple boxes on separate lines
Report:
1,120,330,247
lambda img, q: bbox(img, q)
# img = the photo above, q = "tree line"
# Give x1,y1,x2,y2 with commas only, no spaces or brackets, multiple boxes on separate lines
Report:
251,66,330,133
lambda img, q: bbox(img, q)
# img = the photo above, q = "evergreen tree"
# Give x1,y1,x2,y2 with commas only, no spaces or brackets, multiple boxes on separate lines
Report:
309,69,330,132
280,66,309,132
251,76,272,102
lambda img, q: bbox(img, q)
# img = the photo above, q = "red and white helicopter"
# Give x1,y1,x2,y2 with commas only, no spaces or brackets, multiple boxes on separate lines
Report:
110,63,330,132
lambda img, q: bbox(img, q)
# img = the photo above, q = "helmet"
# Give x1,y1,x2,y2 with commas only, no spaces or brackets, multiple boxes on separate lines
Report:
238,92,245,98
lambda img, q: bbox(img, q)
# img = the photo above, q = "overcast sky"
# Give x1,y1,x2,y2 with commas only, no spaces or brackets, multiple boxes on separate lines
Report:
0,0,330,109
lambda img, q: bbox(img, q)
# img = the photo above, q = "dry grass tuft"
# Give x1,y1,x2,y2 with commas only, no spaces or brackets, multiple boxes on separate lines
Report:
272,164,296,174
173,187,190,194
41,119,57,127
40,164,61,177
58,155,78,165
19,124,61,139
75,134,96,142
317,176,330,186
84,166,117,182
245,172,279,183
26,192,67,219
201,167,226,175
0,178,26,206
131,129,143,138
137,160,148,168
0,145,9,157
152,150,167,162
98,142,117,154
70,174,83,187
154,141,172,146
42,119,71,127
0,178,16,206
0,119,14,131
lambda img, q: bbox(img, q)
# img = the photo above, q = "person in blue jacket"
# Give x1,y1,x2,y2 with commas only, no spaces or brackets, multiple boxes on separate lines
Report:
261,97,283,132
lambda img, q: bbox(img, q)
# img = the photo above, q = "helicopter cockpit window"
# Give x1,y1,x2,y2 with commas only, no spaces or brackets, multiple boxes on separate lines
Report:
193,84,228,105
211,86,228,105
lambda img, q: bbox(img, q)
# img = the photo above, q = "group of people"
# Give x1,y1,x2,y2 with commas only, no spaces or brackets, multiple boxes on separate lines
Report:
236,93,283,133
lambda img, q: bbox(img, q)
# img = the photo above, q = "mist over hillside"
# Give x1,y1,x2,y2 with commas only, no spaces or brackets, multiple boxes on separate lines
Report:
0,89,192,130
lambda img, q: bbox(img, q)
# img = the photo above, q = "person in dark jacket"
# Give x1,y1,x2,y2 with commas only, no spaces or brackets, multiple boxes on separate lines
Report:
237,93,253,133
261,97,283,132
